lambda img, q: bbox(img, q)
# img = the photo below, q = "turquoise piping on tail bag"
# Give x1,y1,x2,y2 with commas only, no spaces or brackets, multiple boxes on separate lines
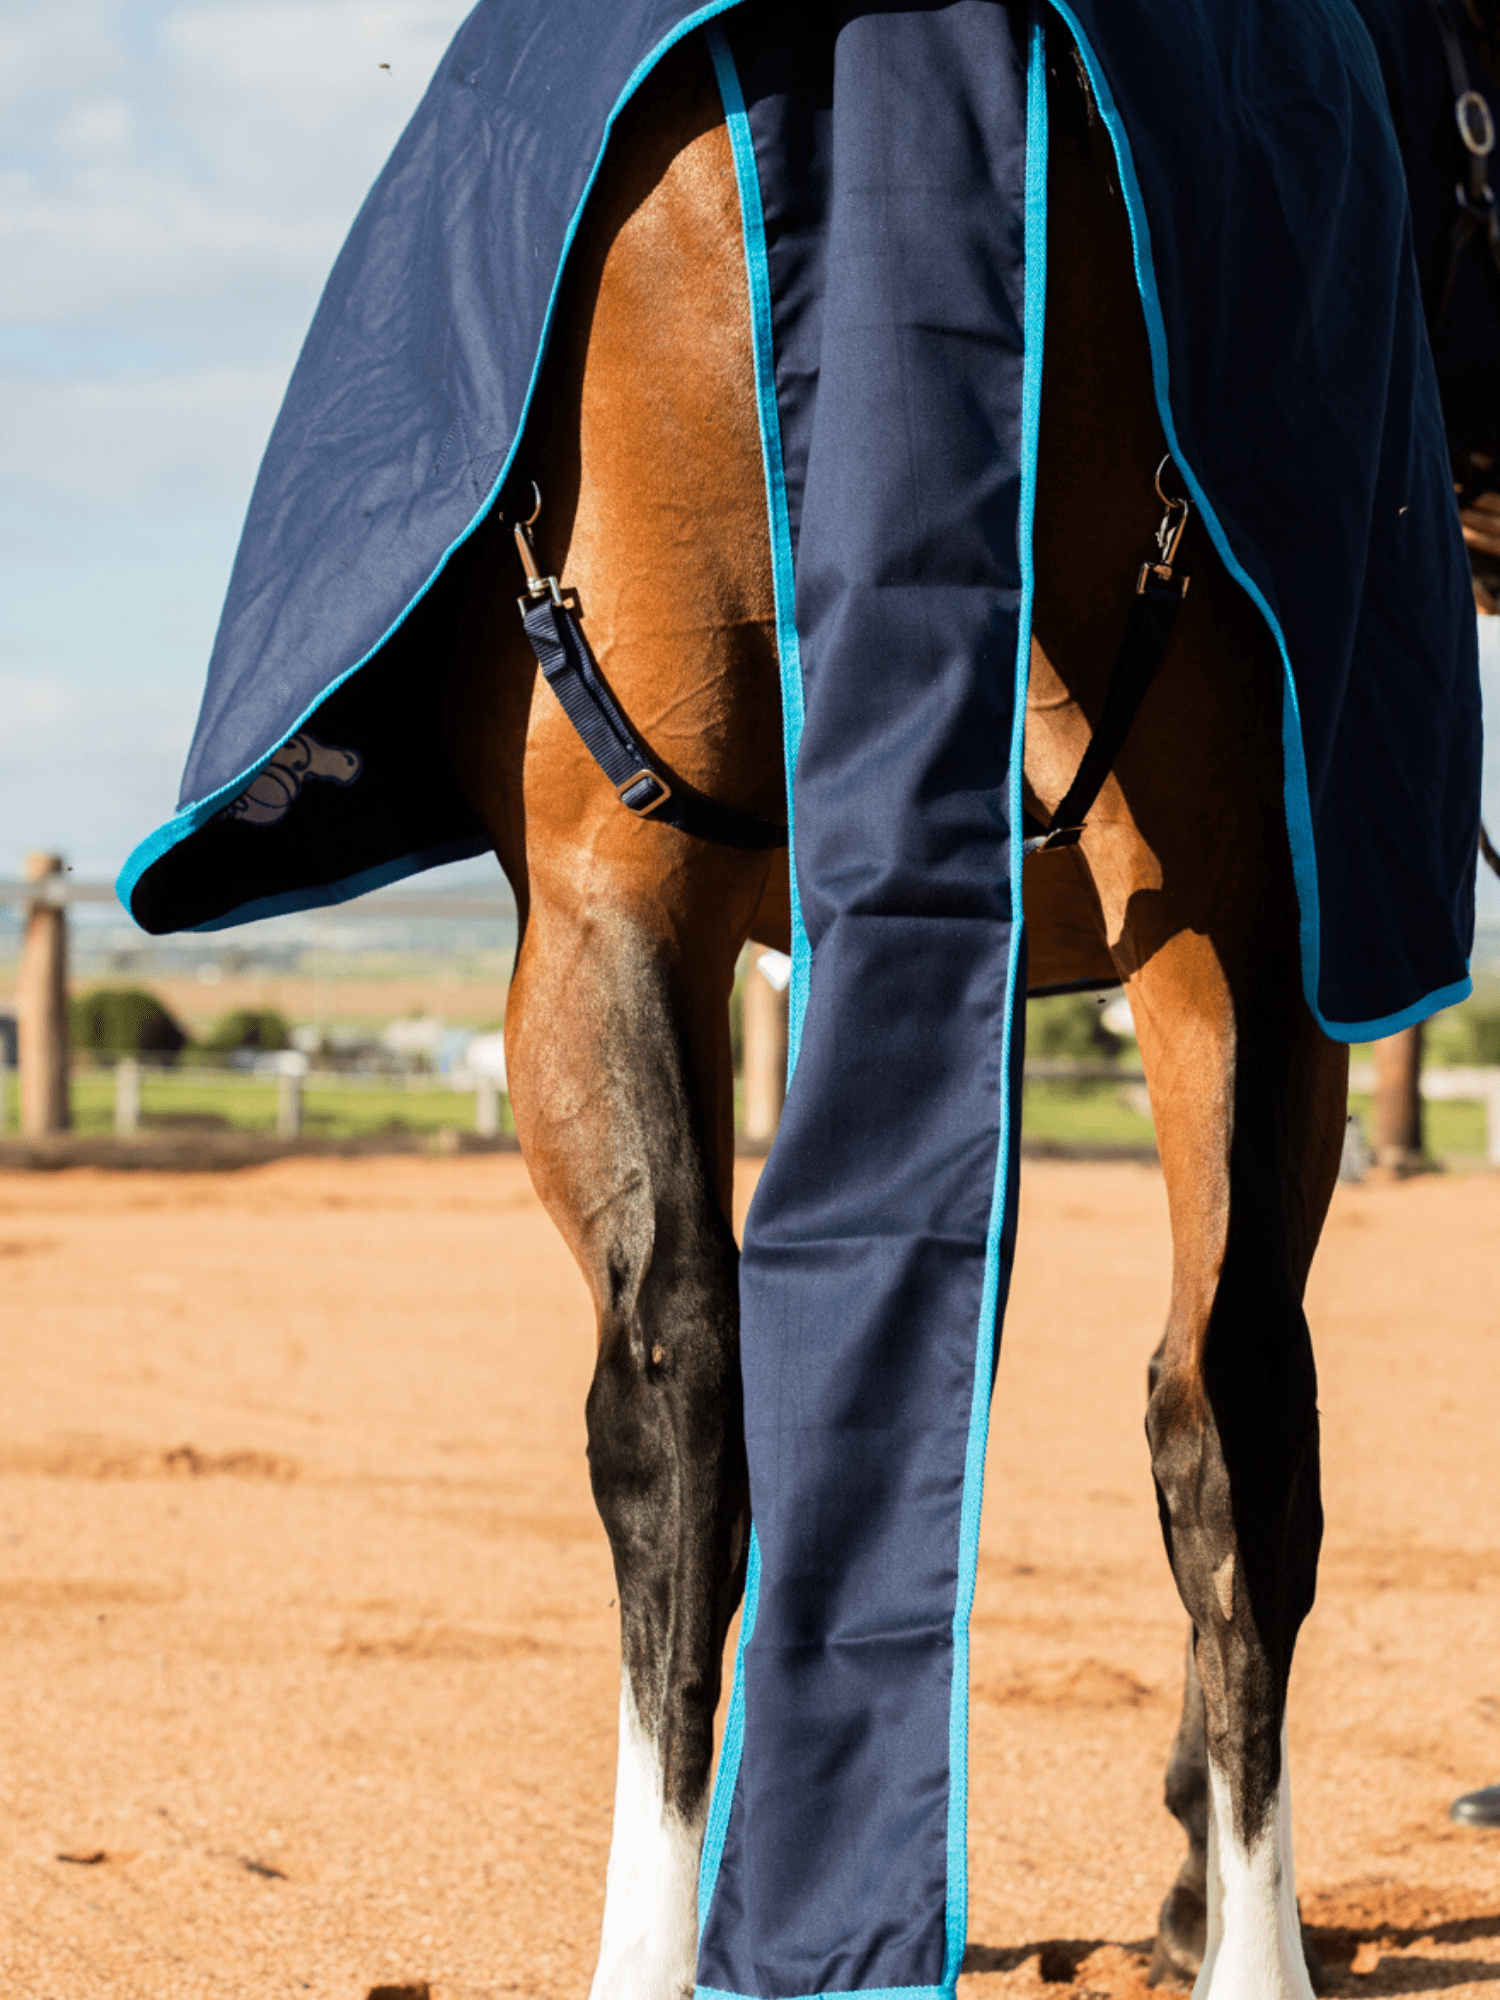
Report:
703,20,1043,2000
941,10,1047,1991
705,21,811,1070
1044,0,1471,1042
694,1526,759,1939
692,25,787,1962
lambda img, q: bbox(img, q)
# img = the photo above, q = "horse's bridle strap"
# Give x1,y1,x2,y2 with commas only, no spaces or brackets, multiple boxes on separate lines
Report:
517,592,789,851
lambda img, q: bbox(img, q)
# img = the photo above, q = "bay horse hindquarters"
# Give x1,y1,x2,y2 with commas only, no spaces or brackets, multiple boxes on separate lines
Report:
445,23,1348,2000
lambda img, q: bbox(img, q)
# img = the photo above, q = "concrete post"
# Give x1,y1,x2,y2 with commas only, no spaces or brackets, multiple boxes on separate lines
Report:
115,1057,141,1135
19,852,70,1136
1373,1022,1424,1168
742,951,790,1147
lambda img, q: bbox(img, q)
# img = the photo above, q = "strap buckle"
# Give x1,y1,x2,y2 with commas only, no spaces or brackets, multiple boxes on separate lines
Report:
1138,562,1192,599
1024,824,1084,855
616,770,674,817
1138,456,1192,597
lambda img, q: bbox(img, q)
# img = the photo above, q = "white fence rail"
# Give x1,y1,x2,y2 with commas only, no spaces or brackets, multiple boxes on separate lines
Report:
1,862,515,1139
5,867,1497,1159
96,1060,512,1140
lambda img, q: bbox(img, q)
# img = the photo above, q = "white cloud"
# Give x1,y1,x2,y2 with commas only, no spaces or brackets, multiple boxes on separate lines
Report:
0,672,193,878
0,364,284,507
0,1,469,878
0,1,465,358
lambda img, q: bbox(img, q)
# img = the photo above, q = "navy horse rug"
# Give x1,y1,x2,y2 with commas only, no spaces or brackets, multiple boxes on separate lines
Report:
120,0,1479,1038
122,5,1480,1999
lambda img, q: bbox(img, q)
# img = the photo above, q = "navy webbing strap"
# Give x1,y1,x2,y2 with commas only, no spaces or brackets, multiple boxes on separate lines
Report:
518,591,788,850
1428,0,1500,332
1026,519,1189,855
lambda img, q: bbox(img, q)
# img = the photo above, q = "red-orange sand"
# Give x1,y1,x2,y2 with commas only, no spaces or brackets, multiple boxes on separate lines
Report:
1,1156,1497,1999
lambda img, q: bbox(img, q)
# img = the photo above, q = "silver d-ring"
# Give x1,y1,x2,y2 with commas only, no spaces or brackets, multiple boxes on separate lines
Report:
1458,89,1495,158
522,479,543,526
1154,454,1186,509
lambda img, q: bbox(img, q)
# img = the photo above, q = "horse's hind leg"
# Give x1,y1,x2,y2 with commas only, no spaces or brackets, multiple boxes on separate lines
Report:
1152,1621,1211,1985
512,889,753,2000
1131,910,1342,2000
1042,715,1344,2000
1028,40,1347,2000
445,35,783,1999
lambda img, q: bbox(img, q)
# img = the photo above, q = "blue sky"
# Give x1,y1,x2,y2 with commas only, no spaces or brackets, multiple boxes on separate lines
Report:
2,1,1496,934
0,1,464,882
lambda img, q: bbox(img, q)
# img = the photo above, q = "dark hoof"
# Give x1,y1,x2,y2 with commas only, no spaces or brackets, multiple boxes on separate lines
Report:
1300,1916,1329,1994
1149,1879,1206,1988
1148,1934,1199,1990
1451,1783,1500,1827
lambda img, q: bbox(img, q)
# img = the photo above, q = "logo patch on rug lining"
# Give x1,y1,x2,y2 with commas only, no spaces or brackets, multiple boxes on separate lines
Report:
222,732,362,827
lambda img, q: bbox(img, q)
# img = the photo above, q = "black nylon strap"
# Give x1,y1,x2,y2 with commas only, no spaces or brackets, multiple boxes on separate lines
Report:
1428,0,1500,330
1025,571,1186,855
520,594,788,850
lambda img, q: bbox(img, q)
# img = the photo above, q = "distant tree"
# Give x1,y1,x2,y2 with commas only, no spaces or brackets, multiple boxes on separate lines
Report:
1026,992,1123,1063
1462,1008,1500,1066
201,1007,289,1054
70,988,187,1057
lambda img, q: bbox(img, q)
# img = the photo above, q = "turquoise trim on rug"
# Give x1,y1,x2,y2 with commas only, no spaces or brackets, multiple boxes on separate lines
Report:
940,12,1047,1988
1318,972,1473,1041
118,0,754,933
695,1526,761,1936
697,1988,952,2000
706,19,811,1073
1042,0,1471,1041
182,835,495,932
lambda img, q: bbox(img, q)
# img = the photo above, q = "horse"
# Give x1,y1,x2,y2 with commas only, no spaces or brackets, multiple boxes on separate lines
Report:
437,22,1350,2000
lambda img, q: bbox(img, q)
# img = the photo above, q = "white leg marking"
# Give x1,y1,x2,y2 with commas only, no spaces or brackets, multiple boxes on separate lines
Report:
1193,1720,1312,2000
589,1675,706,2000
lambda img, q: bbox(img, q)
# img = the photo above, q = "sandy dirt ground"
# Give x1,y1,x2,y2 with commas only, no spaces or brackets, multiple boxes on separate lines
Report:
2,1154,1497,2000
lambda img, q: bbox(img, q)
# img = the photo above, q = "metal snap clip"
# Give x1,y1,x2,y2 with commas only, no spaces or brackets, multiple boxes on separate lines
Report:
1138,455,1192,597
506,480,564,606
1458,89,1495,158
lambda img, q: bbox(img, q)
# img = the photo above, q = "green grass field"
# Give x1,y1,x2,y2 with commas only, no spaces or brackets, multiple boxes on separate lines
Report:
1018,1079,1155,1147
56,1070,514,1141
0,1065,1486,1160
1016,1077,1486,1157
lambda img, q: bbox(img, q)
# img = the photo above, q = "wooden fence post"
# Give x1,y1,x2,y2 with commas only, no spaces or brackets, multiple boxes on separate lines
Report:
277,1069,304,1138
475,1072,500,1138
1372,1021,1424,1168
115,1057,141,1135
19,851,70,1136
742,951,790,1147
